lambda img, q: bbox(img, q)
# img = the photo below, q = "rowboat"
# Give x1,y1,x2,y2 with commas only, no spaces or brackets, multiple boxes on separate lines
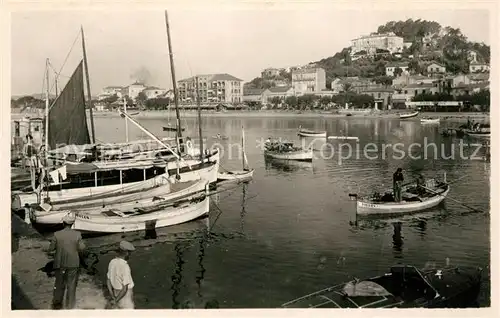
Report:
28,178,209,225
282,264,483,308
264,140,313,162
72,192,210,234
163,125,185,132
298,127,327,138
399,111,419,119
351,178,449,216
464,130,490,138
327,136,359,141
420,118,440,124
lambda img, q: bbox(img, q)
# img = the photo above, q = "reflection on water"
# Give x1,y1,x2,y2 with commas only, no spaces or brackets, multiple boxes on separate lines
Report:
90,116,490,308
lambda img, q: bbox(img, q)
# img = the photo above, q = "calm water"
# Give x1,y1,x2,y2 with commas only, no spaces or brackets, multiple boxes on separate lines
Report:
85,115,490,308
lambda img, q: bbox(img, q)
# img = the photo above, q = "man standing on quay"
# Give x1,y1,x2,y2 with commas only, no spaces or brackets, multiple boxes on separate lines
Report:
107,241,136,309
393,168,404,202
48,213,86,309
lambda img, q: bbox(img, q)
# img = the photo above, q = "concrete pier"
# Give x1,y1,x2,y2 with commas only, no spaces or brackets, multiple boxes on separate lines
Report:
11,213,107,310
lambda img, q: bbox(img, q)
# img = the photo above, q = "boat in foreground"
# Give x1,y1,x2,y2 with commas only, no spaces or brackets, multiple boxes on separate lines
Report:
353,177,449,216
72,191,210,233
217,169,254,183
420,118,440,124
282,264,483,308
399,111,419,119
264,139,313,162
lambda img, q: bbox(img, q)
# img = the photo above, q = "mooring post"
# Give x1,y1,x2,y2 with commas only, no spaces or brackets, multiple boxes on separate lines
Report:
348,193,358,226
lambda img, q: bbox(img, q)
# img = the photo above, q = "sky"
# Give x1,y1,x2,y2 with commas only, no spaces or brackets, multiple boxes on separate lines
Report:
10,7,491,96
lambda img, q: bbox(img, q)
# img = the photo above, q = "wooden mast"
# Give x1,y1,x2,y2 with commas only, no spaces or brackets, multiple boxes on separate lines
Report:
44,58,50,158
196,76,204,161
164,10,183,153
81,26,96,144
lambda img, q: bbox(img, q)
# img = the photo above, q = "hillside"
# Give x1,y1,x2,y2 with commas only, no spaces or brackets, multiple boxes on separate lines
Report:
246,19,490,89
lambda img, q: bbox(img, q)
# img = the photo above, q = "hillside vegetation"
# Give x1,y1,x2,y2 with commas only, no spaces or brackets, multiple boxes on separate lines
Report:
246,19,490,89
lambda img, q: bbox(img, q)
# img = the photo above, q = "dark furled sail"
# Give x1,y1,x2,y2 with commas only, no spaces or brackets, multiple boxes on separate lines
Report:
47,60,91,149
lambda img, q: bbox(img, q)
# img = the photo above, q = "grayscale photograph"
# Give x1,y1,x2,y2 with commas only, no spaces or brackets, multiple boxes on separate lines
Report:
8,2,492,312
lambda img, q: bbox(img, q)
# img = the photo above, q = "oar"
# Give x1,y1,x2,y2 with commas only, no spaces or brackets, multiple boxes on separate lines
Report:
417,184,483,213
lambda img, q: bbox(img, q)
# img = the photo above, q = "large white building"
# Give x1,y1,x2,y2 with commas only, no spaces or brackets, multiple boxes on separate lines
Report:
291,67,326,95
351,32,404,55
178,73,243,104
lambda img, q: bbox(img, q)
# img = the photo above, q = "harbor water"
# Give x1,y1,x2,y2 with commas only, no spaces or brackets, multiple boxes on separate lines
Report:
84,115,490,308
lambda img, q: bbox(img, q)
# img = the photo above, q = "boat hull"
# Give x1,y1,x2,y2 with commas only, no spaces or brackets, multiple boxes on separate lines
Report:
264,149,313,162
400,111,419,119
72,195,210,234
298,130,327,138
356,186,450,216
31,179,209,225
217,169,254,182
421,119,440,124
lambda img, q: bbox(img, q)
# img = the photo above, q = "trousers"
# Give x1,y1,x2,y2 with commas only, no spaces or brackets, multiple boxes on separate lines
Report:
52,267,79,309
111,288,135,309
393,181,402,202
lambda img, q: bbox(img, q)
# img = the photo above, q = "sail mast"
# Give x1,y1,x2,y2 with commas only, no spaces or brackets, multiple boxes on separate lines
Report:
44,58,50,159
81,26,96,144
164,10,183,152
196,76,203,161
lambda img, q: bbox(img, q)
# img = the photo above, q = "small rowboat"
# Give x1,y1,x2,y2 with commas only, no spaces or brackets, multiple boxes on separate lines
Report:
264,148,313,162
163,125,185,132
465,130,490,138
420,118,440,124
281,264,483,308
327,136,359,141
217,169,255,183
298,128,327,138
351,178,449,216
72,192,210,234
399,111,419,119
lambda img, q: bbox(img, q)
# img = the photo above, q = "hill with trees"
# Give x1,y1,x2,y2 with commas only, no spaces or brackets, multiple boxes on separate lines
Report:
245,19,490,89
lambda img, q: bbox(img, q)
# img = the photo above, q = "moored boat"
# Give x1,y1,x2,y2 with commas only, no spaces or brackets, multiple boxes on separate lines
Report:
399,111,419,119
72,191,210,234
217,126,254,184
298,126,327,138
420,118,440,124
264,139,313,162
352,177,449,216
163,125,185,132
281,264,483,308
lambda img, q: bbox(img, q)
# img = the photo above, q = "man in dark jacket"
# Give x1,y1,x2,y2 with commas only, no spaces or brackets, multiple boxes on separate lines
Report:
48,213,86,309
393,168,404,202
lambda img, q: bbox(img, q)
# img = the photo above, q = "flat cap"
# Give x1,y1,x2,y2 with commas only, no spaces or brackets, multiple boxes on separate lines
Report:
62,213,75,224
119,240,135,251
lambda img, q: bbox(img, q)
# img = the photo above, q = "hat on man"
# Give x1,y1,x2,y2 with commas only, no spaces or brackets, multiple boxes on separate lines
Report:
119,240,135,251
62,213,75,224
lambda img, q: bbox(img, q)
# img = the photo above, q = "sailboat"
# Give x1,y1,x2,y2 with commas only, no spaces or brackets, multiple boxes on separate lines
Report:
217,126,254,183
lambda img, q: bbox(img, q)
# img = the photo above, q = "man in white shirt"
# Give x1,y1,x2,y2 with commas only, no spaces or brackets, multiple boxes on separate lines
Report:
107,241,135,309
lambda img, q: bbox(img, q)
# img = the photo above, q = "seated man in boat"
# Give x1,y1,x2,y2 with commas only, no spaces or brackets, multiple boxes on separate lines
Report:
393,168,404,202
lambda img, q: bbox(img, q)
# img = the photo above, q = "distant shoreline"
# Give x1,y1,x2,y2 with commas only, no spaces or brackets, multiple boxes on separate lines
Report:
10,109,490,122
90,110,490,121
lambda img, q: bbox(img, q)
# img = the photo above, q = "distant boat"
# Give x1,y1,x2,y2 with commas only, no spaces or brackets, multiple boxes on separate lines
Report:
298,126,327,138
212,133,229,140
351,176,449,216
264,139,313,162
163,124,185,132
399,111,419,119
327,136,359,141
282,264,483,308
420,118,440,124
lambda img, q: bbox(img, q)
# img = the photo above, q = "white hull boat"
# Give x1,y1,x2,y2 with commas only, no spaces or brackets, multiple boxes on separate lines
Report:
30,179,209,225
327,136,359,141
399,111,419,119
298,129,327,138
72,193,210,234
264,149,313,162
420,118,440,124
217,169,254,183
353,179,449,216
